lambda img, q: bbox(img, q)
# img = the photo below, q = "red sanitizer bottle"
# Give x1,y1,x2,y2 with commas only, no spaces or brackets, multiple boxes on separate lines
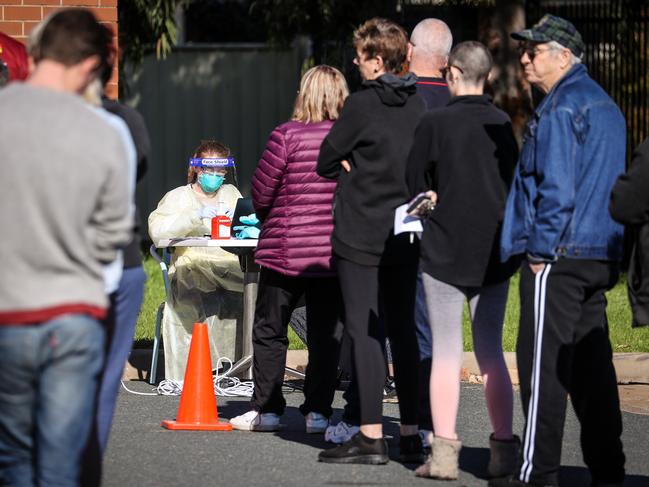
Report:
211,214,231,239
211,202,231,239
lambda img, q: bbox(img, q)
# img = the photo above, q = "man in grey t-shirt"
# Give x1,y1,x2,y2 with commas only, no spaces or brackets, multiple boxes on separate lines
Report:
0,9,132,485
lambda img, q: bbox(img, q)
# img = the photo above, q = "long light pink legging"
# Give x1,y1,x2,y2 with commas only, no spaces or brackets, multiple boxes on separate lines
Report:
421,273,513,440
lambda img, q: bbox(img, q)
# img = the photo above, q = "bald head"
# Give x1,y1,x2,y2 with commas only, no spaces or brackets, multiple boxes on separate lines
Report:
409,18,452,76
448,41,492,86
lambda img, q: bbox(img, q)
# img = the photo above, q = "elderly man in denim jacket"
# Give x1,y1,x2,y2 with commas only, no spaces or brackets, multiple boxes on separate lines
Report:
494,15,626,487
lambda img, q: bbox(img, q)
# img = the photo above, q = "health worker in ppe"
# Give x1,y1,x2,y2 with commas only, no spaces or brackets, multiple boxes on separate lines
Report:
148,140,244,382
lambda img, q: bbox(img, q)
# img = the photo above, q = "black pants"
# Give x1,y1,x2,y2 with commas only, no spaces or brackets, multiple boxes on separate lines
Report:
516,259,625,486
340,278,431,430
415,270,434,431
336,253,419,426
250,267,343,416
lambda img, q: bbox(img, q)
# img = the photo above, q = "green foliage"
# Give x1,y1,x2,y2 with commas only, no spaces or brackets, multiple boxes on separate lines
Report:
133,257,166,348
250,0,399,63
119,0,185,67
136,258,649,352
184,0,266,43
135,256,305,349
605,275,649,352
462,272,649,353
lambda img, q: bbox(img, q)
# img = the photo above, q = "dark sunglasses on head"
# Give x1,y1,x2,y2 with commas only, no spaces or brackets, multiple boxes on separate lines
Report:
440,65,464,78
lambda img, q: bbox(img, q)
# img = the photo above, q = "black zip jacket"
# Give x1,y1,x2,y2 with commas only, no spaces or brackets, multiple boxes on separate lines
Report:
102,98,151,269
317,73,426,265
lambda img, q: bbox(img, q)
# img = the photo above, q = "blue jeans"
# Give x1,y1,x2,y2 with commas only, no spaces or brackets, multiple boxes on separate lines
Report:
0,314,105,487
82,266,146,486
96,266,146,452
414,271,433,430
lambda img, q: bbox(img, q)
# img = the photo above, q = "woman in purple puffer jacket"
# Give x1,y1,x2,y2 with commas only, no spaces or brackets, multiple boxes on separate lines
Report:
230,66,349,433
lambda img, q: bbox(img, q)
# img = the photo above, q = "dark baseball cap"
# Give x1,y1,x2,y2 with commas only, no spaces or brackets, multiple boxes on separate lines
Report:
511,14,585,59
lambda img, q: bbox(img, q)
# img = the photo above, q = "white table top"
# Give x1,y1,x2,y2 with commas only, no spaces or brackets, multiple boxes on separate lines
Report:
157,237,258,248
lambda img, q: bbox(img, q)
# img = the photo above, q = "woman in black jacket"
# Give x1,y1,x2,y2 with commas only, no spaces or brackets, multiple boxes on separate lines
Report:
406,41,519,481
317,17,425,465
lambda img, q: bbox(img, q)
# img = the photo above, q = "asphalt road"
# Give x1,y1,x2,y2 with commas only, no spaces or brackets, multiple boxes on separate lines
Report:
103,383,649,486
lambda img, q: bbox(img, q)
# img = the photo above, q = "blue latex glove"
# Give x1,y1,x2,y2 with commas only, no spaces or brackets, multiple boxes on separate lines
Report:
239,213,259,226
198,206,219,219
232,226,260,239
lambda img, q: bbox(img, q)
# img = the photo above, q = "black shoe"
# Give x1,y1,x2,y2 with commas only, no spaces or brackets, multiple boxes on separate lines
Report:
318,431,389,465
399,434,424,463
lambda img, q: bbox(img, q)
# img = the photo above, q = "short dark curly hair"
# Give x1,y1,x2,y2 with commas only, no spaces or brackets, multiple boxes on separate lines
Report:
353,18,409,74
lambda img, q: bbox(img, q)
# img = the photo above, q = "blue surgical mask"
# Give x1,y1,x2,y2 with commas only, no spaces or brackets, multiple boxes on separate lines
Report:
198,173,224,193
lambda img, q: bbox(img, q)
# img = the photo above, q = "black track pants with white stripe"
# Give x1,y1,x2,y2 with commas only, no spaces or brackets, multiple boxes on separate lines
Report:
516,258,625,486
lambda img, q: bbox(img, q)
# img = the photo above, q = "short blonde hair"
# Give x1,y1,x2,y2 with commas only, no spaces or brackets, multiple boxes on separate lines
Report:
292,65,349,123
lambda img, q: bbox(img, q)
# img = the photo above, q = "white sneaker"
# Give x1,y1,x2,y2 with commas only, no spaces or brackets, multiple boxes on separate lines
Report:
230,410,281,432
305,412,329,434
324,420,360,444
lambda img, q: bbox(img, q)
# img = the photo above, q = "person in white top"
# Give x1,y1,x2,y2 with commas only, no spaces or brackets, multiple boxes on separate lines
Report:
148,140,244,381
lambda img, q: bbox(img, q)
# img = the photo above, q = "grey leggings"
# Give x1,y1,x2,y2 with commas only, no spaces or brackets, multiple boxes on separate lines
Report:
421,272,513,439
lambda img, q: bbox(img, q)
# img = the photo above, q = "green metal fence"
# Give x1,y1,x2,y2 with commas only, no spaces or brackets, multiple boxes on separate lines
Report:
125,44,302,225
527,0,649,160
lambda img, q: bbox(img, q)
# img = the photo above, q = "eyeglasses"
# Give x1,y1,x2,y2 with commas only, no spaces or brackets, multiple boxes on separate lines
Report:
518,45,555,61
200,168,227,176
440,65,464,78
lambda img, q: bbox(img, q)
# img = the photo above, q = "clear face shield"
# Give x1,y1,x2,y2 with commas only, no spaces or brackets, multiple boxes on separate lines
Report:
189,157,240,191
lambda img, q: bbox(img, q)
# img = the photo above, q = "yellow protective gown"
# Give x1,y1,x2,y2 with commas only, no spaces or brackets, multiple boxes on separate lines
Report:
148,183,244,381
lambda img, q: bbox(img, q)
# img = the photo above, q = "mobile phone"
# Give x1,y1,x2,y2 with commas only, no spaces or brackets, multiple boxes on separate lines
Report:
407,194,435,216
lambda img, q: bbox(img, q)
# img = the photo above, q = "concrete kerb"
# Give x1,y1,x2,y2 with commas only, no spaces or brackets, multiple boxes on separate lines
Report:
123,349,649,385
461,352,649,386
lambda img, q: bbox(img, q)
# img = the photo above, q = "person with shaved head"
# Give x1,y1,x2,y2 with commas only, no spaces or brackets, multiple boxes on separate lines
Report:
409,18,453,109
408,16,453,449
406,40,519,480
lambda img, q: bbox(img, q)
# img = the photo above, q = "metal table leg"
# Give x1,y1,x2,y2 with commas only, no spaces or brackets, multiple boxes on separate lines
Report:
241,255,259,379
227,251,258,380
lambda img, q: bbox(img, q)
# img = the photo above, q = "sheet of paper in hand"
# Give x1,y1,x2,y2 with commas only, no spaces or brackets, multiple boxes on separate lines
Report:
394,203,423,236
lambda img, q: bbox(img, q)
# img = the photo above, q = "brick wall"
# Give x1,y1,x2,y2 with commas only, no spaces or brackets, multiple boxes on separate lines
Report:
0,1,119,98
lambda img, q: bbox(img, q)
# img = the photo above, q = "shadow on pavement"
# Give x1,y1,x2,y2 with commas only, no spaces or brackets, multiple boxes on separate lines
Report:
624,474,649,486
217,400,255,420
459,446,490,479
560,466,649,486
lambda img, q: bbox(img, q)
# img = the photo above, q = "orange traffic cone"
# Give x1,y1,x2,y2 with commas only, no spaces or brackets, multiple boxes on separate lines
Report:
162,322,233,431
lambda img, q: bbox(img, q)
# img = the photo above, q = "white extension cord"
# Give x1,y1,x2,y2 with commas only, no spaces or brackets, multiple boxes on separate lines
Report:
120,356,254,397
